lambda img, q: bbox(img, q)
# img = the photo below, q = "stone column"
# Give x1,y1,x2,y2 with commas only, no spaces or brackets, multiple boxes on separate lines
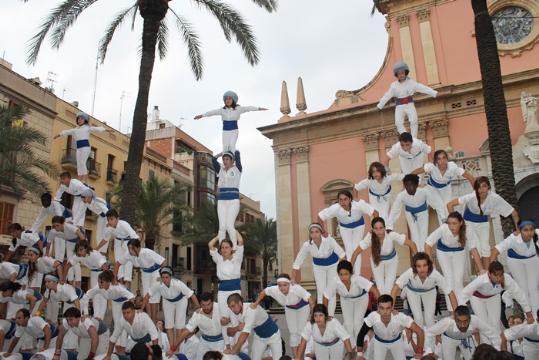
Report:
363,132,381,167
396,14,417,77
275,148,294,273
430,118,450,150
417,8,440,85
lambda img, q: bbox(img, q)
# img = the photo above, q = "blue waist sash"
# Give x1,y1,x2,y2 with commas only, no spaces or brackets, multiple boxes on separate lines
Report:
218,187,240,200
39,323,59,340
165,293,185,302
65,350,78,360
525,337,539,343
380,249,397,261
100,212,107,218
67,288,84,304
76,139,90,148
405,202,428,222
113,296,128,303
340,217,365,229
427,177,449,189
142,263,160,273
253,316,279,339
312,251,339,267
437,239,464,252
62,208,72,219
286,299,309,310
201,333,224,342
237,353,251,360
4,320,16,339
343,288,367,299
218,278,241,291
369,186,391,201
66,237,79,243
507,248,535,260
463,207,488,223
17,264,29,280
375,333,401,343
116,236,136,242
132,333,151,343
444,333,474,349
33,290,43,301
315,337,340,346
406,282,435,293
222,120,239,131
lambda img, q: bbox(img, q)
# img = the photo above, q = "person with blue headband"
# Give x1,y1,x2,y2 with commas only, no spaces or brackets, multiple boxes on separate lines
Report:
490,219,539,316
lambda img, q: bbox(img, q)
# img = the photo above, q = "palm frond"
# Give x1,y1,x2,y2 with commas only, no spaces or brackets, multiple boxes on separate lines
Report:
169,8,203,80
131,3,139,30
248,0,278,12
193,0,259,65
49,0,100,50
156,18,169,61
98,3,138,63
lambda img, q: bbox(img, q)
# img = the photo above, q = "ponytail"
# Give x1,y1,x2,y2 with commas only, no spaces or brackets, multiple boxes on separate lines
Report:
473,176,491,216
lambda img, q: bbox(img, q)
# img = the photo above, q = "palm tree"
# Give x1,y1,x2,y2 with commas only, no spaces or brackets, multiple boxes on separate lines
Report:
26,0,278,224
471,0,517,236
241,217,277,287
180,199,220,246
0,106,57,197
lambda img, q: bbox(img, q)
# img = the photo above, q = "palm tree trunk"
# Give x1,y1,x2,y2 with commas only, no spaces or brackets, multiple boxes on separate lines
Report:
471,0,517,236
121,3,167,224
262,257,268,288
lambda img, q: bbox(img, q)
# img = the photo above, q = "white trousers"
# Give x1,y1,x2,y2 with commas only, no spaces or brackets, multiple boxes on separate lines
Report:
284,306,310,347
96,216,108,254
90,270,107,320
71,196,86,227
65,241,81,282
465,221,490,257
313,340,344,359
313,263,337,316
368,194,391,221
251,331,282,360
162,298,188,330
76,147,91,176
141,270,160,303
470,294,502,334
372,337,406,360
222,129,239,153
395,103,418,138
441,334,474,360
405,210,429,252
218,289,241,346
111,300,128,348
340,225,365,274
426,184,453,207
437,248,466,303
217,199,240,248
507,256,539,316
195,337,225,360
371,256,399,295
341,295,369,342
407,288,437,327
523,340,539,359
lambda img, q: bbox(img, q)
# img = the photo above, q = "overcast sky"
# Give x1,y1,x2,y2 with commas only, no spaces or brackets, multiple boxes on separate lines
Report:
1,0,388,218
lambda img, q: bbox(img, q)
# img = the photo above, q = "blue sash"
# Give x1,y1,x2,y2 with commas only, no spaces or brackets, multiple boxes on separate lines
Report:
33,290,43,301
343,288,367,299
237,353,251,360
218,187,240,200
375,333,401,343
369,186,391,201
21,353,34,360
201,333,224,342
463,207,488,223
67,288,85,304
62,208,72,219
427,177,449,189
142,263,160,273
315,337,340,346
340,217,365,229
165,293,185,302
17,264,29,280
286,299,309,310
222,120,239,131
507,249,535,260
525,337,539,343
132,333,152,343
405,202,428,222
116,236,136,242
65,350,78,360
312,251,339,267
218,278,241,291
66,237,79,243
39,323,59,339
437,239,464,252
37,233,47,248
76,139,90,148
4,320,16,339
444,333,474,350
380,249,397,261
406,282,435,293
253,316,279,338
113,296,128,303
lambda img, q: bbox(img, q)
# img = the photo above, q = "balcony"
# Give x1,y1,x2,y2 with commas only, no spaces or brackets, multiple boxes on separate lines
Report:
60,148,77,171
88,159,101,179
106,168,118,185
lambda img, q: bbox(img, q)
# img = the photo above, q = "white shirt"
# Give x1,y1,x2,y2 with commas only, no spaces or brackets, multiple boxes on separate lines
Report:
426,315,500,346
424,162,465,186
324,274,373,299
216,164,242,190
495,231,539,258
387,188,447,229
355,174,404,201
426,223,477,249
35,256,60,274
9,231,40,252
103,220,138,258
31,201,66,232
158,331,170,352
229,303,273,335
69,250,107,270
185,303,224,337
396,268,452,294
0,289,33,304
82,285,134,315
47,223,82,243
109,311,158,343
462,273,531,312
318,200,375,226
364,312,414,341
264,284,311,307
150,278,193,301
60,124,105,144
15,316,50,339
203,106,260,124
83,197,109,217
377,78,438,109
386,138,431,162
505,323,539,342
458,191,514,217
45,283,79,303
55,178,91,200
210,245,244,280
0,262,20,280
118,248,165,270
359,231,406,256
301,318,350,344
62,317,99,338
292,236,345,270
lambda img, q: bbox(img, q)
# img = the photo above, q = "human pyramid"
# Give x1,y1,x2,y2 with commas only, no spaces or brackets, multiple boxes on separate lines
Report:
0,63,538,360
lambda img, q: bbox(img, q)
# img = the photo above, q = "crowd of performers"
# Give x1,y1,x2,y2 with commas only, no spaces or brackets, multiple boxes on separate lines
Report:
0,64,538,360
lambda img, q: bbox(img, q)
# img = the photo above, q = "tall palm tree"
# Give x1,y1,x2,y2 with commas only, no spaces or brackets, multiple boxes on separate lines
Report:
26,0,278,224
241,217,277,287
180,199,220,246
0,106,57,197
471,0,517,236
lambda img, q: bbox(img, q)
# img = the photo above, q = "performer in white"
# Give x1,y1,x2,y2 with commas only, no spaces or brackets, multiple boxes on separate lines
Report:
391,252,458,327
0,282,41,317
387,174,447,251
490,219,539,316
385,132,431,176
377,62,437,138
53,111,111,181
292,223,346,316
30,192,71,233
194,91,267,152
501,310,539,359
252,273,314,358
26,247,63,291
351,217,417,295
6,224,43,261
447,176,519,268
54,172,92,227
354,161,403,220
80,189,110,255
318,190,377,274
224,294,282,360
37,275,82,333
0,259,29,286
296,304,353,360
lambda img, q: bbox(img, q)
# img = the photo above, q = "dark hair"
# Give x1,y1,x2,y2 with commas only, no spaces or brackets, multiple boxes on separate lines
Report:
74,240,93,254
127,238,141,248
41,193,52,207
518,219,538,243
370,217,386,265
403,174,419,186
337,260,354,274
473,176,491,216
106,209,119,219
98,270,113,283
227,293,243,306
399,132,413,143
219,239,234,254
471,343,498,360
336,190,353,215
27,248,42,282
412,252,433,276
454,305,471,318
494,352,515,360
51,216,65,225
279,356,293,360
202,351,223,360
310,303,329,324
17,308,31,318
420,355,437,360
0,281,22,293
8,223,23,233
488,260,504,275
447,211,467,247
59,171,71,179
130,342,150,360
433,150,449,166
377,294,394,306
121,301,136,311
199,292,214,302
150,344,162,360
276,273,290,280
368,161,387,179
63,307,82,319
308,223,323,243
